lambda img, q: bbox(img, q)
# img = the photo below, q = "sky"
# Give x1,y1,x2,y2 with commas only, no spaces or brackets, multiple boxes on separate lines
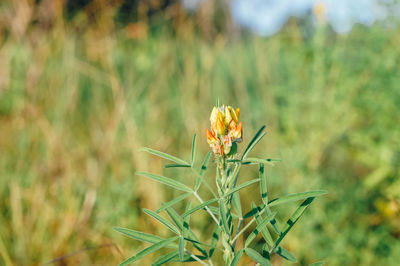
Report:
182,0,397,36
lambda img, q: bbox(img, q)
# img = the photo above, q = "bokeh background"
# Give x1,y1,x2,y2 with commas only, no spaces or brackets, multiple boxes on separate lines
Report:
0,0,399,265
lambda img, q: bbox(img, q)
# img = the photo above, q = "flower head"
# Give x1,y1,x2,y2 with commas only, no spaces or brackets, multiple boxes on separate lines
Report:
206,105,242,156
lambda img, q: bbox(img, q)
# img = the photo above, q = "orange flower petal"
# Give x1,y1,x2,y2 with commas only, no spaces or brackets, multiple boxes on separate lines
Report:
236,121,242,132
231,121,242,140
206,128,217,144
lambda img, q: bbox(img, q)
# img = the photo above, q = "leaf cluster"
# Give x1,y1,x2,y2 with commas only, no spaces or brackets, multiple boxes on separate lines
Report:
115,126,327,265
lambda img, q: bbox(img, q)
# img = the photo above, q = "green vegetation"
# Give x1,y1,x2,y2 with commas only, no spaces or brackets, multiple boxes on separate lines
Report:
0,6,399,265
117,122,327,265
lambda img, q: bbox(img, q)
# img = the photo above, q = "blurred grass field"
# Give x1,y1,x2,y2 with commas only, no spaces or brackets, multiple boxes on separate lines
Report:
0,1,400,265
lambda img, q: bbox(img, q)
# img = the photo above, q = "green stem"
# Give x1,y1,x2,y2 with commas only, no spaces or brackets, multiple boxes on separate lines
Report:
232,218,243,249
218,157,235,265
231,206,268,245
193,192,220,225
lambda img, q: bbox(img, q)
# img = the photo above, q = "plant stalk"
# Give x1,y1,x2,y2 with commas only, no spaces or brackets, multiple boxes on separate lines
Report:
218,157,235,265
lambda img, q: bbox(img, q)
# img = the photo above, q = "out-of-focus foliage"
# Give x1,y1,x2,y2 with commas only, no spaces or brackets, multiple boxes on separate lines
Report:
0,1,399,265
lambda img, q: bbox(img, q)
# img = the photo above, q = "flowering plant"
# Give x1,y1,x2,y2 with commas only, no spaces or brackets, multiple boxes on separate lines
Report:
206,105,242,156
115,104,326,265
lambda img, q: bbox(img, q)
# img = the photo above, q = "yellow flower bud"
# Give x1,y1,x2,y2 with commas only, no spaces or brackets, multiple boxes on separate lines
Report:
224,106,232,125
210,107,219,125
228,106,238,123
216,111,226,135
236,108,240,120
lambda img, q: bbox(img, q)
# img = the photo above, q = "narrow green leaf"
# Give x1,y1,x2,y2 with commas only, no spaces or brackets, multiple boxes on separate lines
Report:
136,171,192,193
276,246,297,262
200,152,212,176
184,200,192,226
244,248,271,266
262,204,282,235
224,178,260,198
164,164,191,168
165,207,208,257
268,190,327,207
143,209,180,235
113,227,176,247
274,197,315,248
182,198,218,217
184,237,220,249
259,164,268,205
187,237,209,258
257,162,283,234
243,203,265,219
156,193,192,213
209,225,221,257
309,261,324,266
195,151,212,191
243,157,278,166
139,147,189,165
170,254,208,262
182,200,192,258
226,159,242,163
219,199,230,233
241,125,266,160
245,210,276,247
243,203,281,235
118,255,136,265
253,204,274,248
227,158,280,166
165,207,184,231
191,134,197,165
178,236,185,261
230,249,244,266
232,192,242,217
119,236,179,266
151,251,179,266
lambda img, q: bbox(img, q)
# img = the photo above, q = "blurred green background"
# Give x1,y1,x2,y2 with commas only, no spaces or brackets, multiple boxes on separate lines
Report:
0,0,399,265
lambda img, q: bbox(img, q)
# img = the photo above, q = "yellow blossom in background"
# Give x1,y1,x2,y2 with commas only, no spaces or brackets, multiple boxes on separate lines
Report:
206,105,242,156
313,1,326,23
